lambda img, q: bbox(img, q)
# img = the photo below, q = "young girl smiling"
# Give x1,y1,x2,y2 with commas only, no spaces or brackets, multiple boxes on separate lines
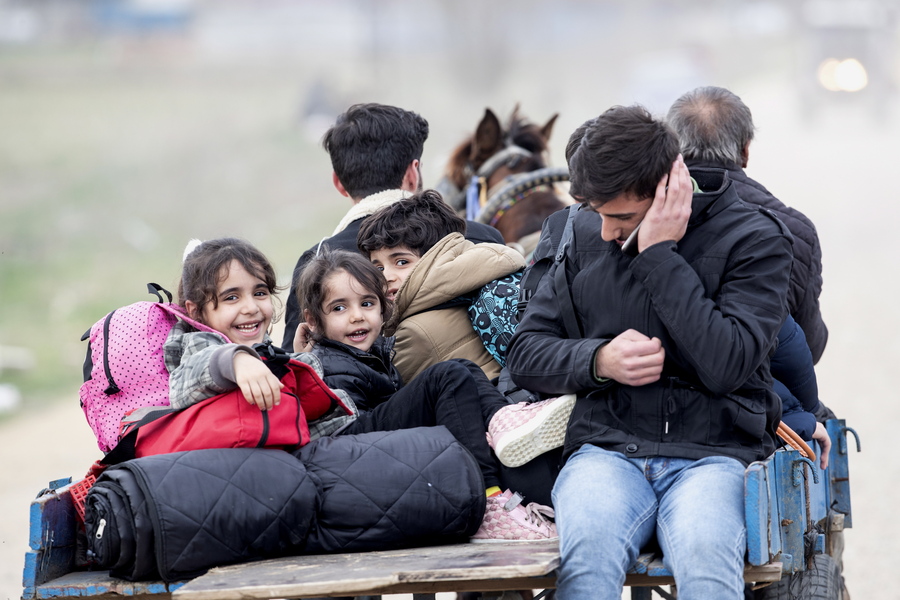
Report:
299,248,561,542
167,237,286,412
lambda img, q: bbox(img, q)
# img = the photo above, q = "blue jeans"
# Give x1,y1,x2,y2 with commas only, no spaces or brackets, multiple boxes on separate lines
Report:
551,445,747,600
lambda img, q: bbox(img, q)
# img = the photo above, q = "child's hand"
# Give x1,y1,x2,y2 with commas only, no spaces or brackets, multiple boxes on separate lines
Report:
233,352,284,411
811,421,831,470
293,322,315,353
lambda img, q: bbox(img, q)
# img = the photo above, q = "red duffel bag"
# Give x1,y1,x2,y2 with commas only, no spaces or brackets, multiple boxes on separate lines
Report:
103,351,347,464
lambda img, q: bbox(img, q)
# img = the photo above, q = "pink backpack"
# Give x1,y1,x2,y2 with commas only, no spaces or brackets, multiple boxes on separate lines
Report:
79,283,226,452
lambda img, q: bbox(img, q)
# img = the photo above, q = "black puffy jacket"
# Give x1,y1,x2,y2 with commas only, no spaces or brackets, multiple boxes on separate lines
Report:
84,427,485,582
508,169,793,466
311,336,403,412
685,159,827,363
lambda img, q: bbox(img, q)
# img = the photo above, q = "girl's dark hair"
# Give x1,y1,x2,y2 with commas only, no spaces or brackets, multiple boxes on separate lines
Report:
297,248,393,342
357,189,466,256
178,237,283,324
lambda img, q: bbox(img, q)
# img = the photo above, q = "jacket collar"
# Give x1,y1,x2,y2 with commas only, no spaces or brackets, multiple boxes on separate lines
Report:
332,189,412,236
318,335,395,363
686,167,738,228
684,157,743,172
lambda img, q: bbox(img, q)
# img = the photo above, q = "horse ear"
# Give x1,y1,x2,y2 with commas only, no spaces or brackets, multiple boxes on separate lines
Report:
540,113,560,142
470,108,503,164
509,103,522,127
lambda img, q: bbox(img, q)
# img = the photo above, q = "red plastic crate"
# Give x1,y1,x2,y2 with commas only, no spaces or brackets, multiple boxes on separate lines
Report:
69,473,96,522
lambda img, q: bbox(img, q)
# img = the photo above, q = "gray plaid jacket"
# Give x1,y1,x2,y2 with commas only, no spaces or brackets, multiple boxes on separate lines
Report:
164,321,358,441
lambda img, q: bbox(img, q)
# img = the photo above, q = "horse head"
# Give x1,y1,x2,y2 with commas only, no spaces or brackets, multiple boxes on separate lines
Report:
438,106,570,253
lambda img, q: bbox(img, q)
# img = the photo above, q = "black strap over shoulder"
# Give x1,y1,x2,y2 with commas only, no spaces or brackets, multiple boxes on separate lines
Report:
553,254,583,339
518,204,579,319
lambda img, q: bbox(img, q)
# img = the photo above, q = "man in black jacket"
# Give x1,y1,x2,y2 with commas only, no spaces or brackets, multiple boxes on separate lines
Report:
506,105,793,600
667,86,828,363
282,103,503,350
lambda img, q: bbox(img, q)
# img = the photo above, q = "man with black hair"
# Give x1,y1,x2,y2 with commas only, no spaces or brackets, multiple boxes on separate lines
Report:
282,103,503,350
507,105,793,600
667,86,828,363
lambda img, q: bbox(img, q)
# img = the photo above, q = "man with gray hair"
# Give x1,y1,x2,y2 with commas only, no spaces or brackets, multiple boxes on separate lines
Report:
667,86,828,363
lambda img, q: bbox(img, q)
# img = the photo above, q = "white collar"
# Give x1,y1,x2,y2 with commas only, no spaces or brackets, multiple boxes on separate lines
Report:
332,189,413,236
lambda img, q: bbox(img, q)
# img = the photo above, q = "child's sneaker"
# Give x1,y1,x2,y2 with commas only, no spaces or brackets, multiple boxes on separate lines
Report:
487,394,576,467
471,490,557,543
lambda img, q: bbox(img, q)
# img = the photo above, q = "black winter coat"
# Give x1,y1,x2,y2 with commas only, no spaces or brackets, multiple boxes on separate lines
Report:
508,169,793,466
685,159,827,363
311,337,403,412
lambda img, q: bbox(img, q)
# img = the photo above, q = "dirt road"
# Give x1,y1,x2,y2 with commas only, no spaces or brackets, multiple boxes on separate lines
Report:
1,401,101,600
2,90,897,600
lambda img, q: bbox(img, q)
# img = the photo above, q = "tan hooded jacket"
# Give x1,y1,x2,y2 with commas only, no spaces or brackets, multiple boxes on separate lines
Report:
384,233,525,383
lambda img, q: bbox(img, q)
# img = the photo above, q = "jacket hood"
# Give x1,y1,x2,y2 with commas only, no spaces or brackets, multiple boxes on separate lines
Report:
387,233,525,331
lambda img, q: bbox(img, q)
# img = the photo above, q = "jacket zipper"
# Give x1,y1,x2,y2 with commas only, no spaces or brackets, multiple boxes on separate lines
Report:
102,310,120,395
665,389,676,437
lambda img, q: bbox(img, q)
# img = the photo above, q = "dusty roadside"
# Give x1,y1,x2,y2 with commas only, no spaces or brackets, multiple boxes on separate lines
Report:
0,400,101,600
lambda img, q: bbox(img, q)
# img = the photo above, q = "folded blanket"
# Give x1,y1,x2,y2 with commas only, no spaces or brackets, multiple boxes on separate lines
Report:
84,426,485,581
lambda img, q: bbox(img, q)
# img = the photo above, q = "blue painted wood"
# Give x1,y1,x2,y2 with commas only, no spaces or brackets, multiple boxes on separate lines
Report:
23,481,82,599
47,478,73,491
772,449,811,574
628,554,654,575
765,454,782,564
807,440,828,527
826,419,855,527
29,482,78,551
744,460,770,566
29,570,181,599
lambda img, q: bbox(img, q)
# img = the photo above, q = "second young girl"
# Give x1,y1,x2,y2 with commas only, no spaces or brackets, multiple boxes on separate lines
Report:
298,248,564,543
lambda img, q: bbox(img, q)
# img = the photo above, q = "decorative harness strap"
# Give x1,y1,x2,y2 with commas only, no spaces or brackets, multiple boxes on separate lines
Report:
476,166,571,225
487,184,553,227
438,144,535,213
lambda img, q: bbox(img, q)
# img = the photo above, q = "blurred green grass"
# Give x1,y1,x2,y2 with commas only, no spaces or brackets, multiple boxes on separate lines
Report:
0,48,345,410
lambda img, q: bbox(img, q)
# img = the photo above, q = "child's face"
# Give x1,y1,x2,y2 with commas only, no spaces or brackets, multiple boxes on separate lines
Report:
316,269,384,352
368,246,421,302
191,259,273,345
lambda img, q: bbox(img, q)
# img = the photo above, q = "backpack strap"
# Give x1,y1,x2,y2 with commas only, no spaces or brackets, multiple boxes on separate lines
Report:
149,283,228,340
147,282,173,303
517,204,579,319
553,251,583,339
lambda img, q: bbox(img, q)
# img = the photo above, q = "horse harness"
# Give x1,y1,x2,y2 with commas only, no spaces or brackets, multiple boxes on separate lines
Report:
436,144,538,217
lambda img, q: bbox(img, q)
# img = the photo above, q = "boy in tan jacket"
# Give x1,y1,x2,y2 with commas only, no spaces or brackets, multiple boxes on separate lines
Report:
356,190,576,480
357,189,524,382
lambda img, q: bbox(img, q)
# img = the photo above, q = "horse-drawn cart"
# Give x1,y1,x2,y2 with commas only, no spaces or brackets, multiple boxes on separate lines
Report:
22,419,858,600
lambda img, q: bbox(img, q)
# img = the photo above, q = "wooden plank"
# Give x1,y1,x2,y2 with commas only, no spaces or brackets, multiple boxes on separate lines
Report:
174,540,560,600
624,563,783,587
28,551,782,599
28,570,181,600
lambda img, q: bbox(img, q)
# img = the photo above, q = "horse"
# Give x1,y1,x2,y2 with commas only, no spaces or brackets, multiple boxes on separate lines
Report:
436,106,571,256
